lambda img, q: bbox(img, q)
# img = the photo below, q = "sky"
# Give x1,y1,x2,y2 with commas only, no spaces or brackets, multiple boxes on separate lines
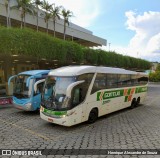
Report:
48,0,160,62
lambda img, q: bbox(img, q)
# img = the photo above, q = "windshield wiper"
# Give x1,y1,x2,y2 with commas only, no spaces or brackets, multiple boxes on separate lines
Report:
43,95,58,109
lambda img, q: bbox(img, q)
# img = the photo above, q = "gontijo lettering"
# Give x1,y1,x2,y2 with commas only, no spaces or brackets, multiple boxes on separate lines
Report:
97,90,123,101
97,86,147,101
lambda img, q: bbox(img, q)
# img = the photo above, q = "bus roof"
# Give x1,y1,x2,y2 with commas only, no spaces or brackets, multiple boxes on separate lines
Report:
48,66,145,76
19,70,50,76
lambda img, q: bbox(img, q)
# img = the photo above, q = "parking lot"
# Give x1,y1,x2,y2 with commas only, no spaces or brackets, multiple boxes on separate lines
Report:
0,83,160,158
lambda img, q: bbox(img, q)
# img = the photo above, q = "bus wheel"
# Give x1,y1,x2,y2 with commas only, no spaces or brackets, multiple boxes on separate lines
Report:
136,97,140,106
130,99,136,109
88,109,98,123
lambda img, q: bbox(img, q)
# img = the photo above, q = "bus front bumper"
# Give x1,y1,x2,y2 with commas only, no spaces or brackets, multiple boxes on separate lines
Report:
40,110,70,127
13,102,34,111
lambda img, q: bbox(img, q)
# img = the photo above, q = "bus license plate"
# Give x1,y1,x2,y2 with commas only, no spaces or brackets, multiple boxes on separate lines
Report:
48,118,53,123
17,106,23,109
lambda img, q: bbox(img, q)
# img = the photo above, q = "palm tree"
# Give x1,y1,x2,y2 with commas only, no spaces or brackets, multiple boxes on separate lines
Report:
50,5,62,37
32,0,42,32
41,0,52,34
61,9,73,40
4,0,11,27
44,12,51,34
13,0,34,28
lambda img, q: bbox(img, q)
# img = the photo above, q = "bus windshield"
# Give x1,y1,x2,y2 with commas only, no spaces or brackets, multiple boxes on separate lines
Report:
42,76,76,110
13,75,33,99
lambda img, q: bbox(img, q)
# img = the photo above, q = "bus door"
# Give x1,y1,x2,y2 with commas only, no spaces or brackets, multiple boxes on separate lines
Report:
33,78,45,110
65,81,85,125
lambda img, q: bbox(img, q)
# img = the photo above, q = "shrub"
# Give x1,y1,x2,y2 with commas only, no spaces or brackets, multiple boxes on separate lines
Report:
149,71,160,82
0,27,151,70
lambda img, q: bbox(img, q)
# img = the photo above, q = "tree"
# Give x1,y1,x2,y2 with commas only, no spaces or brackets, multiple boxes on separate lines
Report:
50,5,62,37
156,63,160,71
41,0,52,34
44,12,51,34
61,9,73,40
13,0,34,28
4,0,11,27
32,0,42,32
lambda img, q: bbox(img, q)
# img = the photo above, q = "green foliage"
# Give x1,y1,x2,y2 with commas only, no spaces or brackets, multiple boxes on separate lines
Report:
149,64,160,82
149,71,160,82
0,27,151,70
156,64,160,71
83,48,98,65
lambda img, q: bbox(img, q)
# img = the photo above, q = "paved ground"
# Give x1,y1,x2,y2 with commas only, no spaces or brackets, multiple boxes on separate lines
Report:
0,83,160,158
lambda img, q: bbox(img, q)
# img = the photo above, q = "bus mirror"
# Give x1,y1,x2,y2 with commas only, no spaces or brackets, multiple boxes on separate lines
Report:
8,75,17,86
26,76,34,87
34,79,45,93
66,80,85,98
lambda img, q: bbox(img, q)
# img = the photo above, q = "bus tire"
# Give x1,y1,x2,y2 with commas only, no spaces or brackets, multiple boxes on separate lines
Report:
88,108,98,123
130,98,136,109
136,97,140,106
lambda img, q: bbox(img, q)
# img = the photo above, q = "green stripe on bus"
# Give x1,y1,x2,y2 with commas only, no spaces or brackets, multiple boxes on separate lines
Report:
43,108,67,116
97,89,124,101
135,87,148,93
125,96,128,102
127,89,131,95
97,86,147,101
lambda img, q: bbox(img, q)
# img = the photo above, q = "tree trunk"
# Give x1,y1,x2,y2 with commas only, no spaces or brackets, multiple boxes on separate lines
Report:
24,14,26,28
8,10,11,27
64,21,66,40
36,5,39,32
6,6,9,27
21,16,23,29
46,21,48,34
7,3,9,27
53,20,55,37
8,2,11,27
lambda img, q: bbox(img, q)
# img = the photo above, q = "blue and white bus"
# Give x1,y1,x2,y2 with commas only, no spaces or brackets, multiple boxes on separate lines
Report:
8,70,50,111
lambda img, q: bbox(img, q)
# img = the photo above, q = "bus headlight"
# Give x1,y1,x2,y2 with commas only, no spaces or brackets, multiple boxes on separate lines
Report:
61,115,66,118
25,102,32,110
40,106,44,111
57,115,66,118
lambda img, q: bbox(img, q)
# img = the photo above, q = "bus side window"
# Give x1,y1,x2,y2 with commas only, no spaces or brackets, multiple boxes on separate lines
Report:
34,78,45,95
37,82,44,93
91,73,107,94
131,75,138,86
117,74,131,87
137,75,148,85
71,86,83,107
72,88,80,106
106,74,118,89
77,73,94,98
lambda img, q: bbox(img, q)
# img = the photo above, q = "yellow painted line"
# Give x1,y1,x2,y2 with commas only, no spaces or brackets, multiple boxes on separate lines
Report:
0,119,50,141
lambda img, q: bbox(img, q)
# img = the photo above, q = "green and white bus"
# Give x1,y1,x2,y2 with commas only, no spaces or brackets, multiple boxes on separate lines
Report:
38,66,148,126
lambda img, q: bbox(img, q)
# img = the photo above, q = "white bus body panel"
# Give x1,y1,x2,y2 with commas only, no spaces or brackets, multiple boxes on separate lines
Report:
41,66,148,126
40,106,83,127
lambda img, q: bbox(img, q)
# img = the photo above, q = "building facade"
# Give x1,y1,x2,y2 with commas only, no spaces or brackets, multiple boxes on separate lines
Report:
0,0,106,46
0,0,107,97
